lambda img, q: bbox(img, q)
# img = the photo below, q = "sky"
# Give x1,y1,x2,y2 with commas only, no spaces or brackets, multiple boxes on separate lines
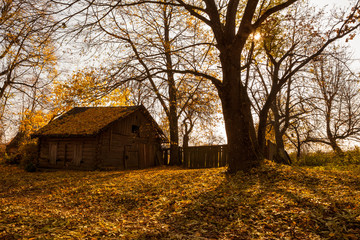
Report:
214,0,360,145
56,0,360,146
58,0,360,73
315,0,360,63
3,0,360,143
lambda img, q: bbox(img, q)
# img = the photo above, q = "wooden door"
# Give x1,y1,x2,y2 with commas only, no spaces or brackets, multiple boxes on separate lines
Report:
73,143,83,166
124,145,139,169
49,142,57,165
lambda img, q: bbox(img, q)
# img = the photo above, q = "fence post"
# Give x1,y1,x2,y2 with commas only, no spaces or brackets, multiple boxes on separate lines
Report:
180,145,228,168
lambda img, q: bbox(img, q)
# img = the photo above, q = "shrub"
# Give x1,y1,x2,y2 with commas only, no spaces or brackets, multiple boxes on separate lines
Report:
341,147,360,165
0,144,5,158
294,151,333,166
4,153,21,165
293,148,360,170
23,161,37,172
19,141,38,172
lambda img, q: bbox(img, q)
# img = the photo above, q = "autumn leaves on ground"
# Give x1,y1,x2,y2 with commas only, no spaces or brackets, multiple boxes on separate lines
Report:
1,162,359,240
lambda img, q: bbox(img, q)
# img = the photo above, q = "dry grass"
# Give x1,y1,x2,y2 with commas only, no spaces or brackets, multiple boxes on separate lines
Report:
0,161,359,239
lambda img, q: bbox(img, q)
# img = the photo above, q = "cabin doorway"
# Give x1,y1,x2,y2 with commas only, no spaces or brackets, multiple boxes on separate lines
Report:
49,142,57,165
124,145,139,169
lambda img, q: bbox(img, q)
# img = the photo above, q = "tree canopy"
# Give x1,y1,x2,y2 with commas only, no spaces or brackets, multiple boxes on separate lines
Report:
2,0,360,172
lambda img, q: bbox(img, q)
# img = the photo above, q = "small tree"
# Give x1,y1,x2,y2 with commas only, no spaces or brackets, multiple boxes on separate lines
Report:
305,48,360,154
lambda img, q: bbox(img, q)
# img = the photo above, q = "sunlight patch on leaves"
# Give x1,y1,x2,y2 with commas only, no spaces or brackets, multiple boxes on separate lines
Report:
0,162,359,239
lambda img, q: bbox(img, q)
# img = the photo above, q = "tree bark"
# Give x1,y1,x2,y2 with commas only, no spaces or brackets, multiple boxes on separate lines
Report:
329,138,343,155
218,48,261,173
271,103,290,164
257,81,281,157
325,105,343,155
223,102,260,173
164,8,180,165
182,117,193,149
168,107,180,165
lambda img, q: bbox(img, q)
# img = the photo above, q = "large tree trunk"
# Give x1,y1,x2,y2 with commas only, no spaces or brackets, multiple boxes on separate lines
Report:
164,9,180,166
219,49,261,173
222,101,260,173
168,104,180,165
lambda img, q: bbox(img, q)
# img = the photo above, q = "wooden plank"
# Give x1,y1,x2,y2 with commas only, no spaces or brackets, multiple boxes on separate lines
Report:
181,145,229,169
206,146,211,168
73,143,82,166
49,142,57,165
196,147,200,168
211,146,217,168
191,149,195,168
211,146,215,168
200,147,203,168
204,147,208,168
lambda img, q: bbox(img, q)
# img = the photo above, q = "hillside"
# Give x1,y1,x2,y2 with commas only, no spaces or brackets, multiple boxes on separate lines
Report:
0,161,359,239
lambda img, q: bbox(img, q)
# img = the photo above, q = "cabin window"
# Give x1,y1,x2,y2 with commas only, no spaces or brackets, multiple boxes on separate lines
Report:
132,125,140,135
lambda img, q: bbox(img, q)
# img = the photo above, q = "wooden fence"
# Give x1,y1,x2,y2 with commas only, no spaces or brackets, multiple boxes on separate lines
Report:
162,140,290,169
181,145,228,168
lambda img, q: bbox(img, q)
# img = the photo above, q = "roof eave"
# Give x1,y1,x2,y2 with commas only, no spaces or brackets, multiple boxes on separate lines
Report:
31,133,98,138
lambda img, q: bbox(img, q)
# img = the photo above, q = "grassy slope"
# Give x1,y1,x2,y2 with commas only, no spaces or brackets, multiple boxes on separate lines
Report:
0,161,359,240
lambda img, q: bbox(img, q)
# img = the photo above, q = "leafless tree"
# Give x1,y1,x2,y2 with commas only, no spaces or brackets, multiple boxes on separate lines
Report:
249,1,360,163
305,48,360,154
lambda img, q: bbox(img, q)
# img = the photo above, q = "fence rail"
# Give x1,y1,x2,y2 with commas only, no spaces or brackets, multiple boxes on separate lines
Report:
181,145,228,168
162,140,289,169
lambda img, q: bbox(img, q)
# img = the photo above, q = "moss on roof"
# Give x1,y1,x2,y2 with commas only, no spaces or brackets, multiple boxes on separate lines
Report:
33,106,141,137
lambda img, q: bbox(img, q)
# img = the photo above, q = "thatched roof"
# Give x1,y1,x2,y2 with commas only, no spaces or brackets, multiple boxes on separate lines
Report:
32,106,167,141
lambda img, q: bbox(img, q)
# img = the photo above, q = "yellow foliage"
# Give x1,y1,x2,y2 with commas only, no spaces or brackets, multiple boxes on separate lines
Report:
19,110,52,139
19,68,130,139
0,162,359,239
50,69,130,112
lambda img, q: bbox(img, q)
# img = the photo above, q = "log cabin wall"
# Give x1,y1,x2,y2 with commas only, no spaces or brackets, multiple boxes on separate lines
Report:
38,137,97,170
98,111,160,169
34,106,166,170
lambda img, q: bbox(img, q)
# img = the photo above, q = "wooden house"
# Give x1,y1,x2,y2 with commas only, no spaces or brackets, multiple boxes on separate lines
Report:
32,106,167,170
